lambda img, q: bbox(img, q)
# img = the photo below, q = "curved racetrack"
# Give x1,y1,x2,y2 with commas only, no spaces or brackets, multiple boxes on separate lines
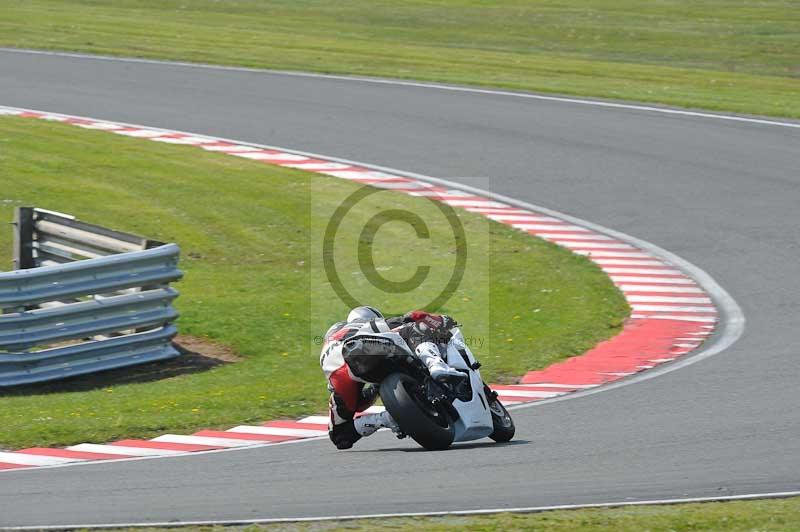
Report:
0,49,799,528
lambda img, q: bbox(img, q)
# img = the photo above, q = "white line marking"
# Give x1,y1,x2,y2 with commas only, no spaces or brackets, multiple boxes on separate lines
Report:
151,435,261,447
228,425,328,438
3,47,797,129
66,444,184,456
7,491,800,530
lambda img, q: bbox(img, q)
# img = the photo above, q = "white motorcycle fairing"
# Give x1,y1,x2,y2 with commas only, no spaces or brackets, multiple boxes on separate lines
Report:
443,328,494,442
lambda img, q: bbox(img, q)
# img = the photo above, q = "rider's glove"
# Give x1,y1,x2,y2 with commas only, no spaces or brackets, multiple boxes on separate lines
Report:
401,313,458,349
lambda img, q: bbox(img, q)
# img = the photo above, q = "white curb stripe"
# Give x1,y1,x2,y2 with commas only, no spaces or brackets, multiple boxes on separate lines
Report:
323,170,398,180
602,268,683,276
486,214,561,223
534,232,614,241
573,250,652,258
67,444,184,456
511,383,599,389
630,314,717,322
612,276,696,285
233,151,309,161
513,223,591,232
631,304,716,313
626,295,712,304
594,259,666,266
620,285,703,293
0,452,80,466
495,390,564,398
442,199,510,208
556,241,634,250
228,426,328,438
296,416,330,426
151,435,261,447
282,162,352,170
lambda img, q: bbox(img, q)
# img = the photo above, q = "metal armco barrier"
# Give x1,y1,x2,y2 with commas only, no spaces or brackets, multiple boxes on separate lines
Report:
0,207,183,386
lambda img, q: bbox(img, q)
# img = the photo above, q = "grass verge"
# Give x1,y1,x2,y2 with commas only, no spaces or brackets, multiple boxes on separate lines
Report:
0,1,798,118
83,496,800,531
0,116,627,449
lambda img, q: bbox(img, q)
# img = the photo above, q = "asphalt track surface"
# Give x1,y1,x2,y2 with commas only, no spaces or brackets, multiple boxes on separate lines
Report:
1,49,799,527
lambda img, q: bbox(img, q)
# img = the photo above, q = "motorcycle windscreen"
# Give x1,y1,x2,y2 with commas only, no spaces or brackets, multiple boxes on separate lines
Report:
342,336,408,383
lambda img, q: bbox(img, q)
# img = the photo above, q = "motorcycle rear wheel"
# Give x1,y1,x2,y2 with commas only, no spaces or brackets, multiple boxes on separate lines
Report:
380,373,455,451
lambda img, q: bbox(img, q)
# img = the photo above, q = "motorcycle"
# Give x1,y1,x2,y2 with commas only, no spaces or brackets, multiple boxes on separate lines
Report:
342,326,515,450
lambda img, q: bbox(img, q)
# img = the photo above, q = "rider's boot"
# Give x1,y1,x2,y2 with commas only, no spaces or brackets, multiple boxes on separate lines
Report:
354,410,400,437
415,342,467,383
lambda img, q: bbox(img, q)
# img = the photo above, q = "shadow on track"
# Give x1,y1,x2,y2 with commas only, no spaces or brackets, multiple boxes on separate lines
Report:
350,439,532,453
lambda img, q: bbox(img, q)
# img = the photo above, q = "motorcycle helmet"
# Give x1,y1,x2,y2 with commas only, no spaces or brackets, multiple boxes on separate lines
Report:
347,305,383,323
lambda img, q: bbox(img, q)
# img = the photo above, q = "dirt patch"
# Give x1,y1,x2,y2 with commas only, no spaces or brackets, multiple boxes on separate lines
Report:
174,334,242,363
0,335,242,396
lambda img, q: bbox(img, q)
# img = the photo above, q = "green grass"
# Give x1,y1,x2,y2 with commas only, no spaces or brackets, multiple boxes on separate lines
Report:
1,1,798,117
0,116,627,449
84,497,800,531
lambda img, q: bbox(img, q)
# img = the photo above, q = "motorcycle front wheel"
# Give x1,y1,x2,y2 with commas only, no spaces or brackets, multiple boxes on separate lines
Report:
380,372,455,451
486,387,515,442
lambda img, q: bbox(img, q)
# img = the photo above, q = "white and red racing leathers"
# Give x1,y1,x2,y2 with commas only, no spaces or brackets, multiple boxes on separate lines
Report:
319,311,453,449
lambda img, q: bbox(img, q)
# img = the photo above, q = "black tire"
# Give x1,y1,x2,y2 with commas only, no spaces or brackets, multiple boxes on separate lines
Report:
486,389,515,442
380,373,455,451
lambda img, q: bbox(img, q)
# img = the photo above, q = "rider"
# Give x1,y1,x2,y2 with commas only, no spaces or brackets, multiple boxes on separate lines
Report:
320,306,464,450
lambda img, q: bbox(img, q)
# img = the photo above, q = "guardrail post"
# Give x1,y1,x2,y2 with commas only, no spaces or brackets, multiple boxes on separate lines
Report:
12,207,35,270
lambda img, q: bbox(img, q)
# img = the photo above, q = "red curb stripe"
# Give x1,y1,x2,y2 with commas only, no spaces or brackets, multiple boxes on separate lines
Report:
112,439,223,452
494,394,545,403
490,384,578,393
16,448,125,460
0,462,32,470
